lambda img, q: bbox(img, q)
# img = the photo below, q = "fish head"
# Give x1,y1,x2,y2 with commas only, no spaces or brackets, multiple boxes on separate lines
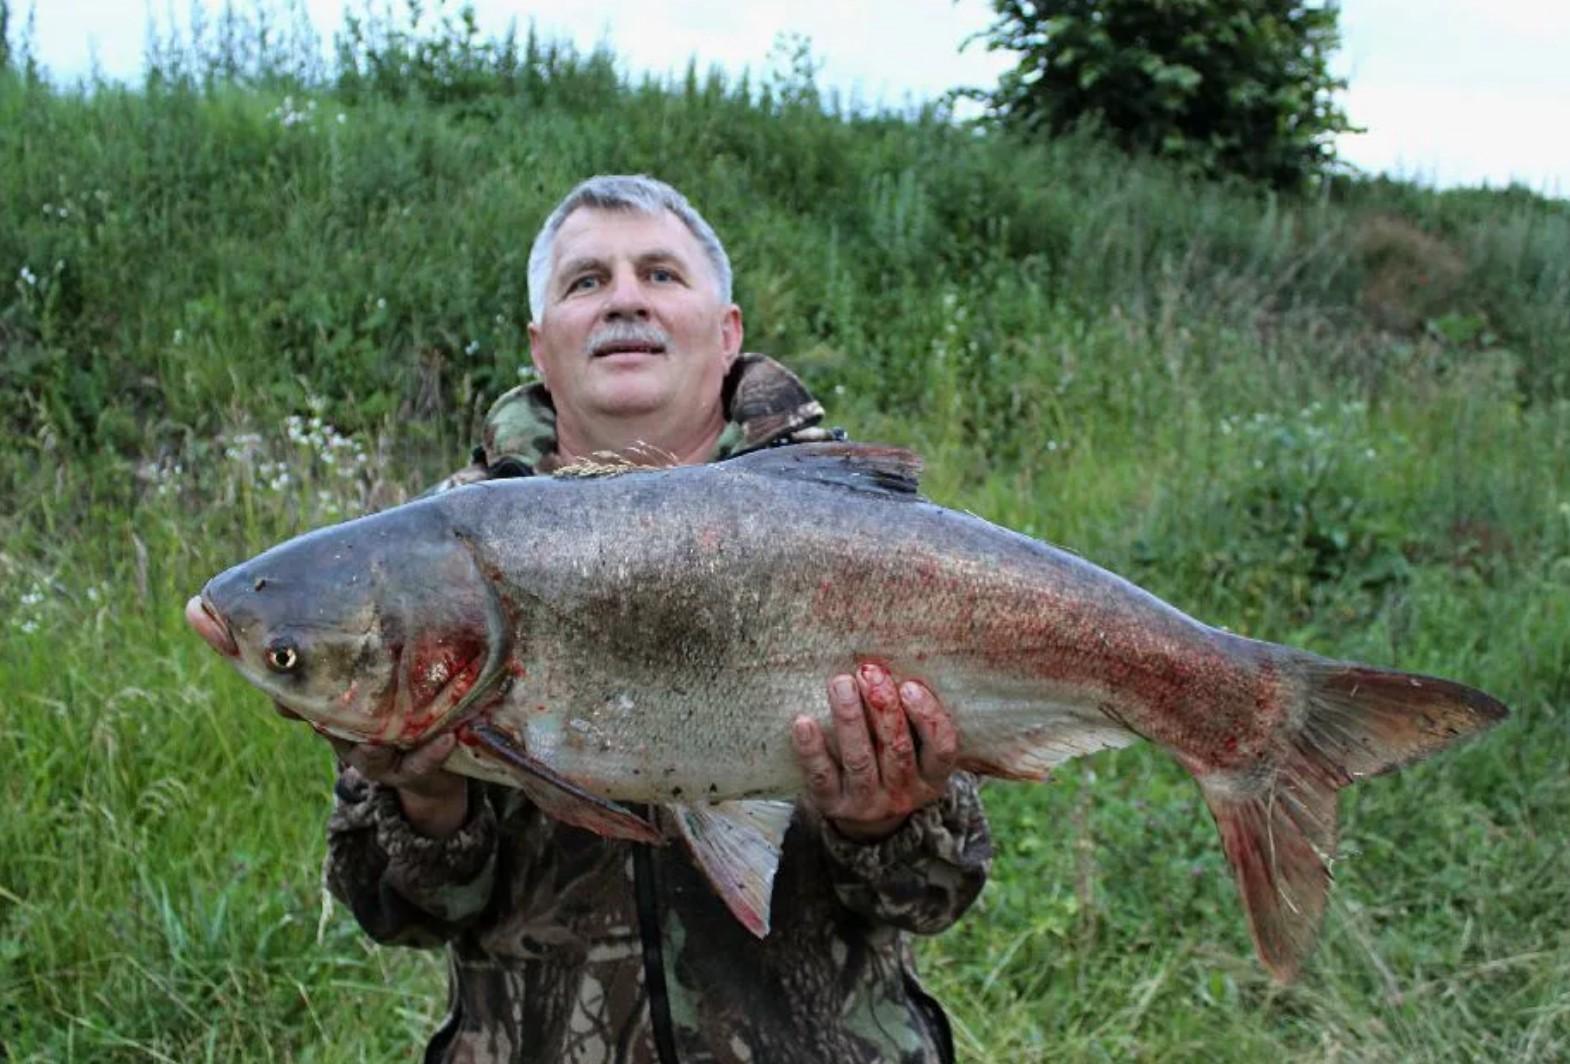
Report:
187,504,504,747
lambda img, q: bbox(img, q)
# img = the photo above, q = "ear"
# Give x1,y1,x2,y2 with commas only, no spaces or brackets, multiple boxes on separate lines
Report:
526,321,552,390
720,304,744,370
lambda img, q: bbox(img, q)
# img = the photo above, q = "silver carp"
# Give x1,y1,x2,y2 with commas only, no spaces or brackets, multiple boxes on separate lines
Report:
186,443,1507,980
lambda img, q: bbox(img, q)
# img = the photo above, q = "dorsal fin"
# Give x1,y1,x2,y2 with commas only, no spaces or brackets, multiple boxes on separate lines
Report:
725,442,923,499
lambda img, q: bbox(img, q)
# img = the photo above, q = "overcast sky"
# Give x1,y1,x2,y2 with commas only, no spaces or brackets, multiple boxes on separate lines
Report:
24,1,1570,195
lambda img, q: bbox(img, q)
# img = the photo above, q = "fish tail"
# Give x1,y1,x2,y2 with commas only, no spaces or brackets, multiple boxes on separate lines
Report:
1195,657,1508,983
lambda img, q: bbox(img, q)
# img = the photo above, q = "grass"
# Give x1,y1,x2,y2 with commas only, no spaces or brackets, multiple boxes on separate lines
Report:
2,4,1568,1060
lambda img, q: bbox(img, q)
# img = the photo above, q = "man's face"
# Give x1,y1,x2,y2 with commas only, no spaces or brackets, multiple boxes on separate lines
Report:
528,207,743,435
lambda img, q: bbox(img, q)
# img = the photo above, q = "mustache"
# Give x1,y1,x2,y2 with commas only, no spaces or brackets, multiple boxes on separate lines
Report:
584,322,671,357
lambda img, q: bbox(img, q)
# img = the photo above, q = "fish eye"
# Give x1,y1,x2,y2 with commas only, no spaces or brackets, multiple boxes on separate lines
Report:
265,639,301,673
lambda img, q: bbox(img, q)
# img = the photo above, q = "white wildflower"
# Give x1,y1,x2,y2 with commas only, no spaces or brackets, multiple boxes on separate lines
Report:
19,266,37,286
465,340,481,356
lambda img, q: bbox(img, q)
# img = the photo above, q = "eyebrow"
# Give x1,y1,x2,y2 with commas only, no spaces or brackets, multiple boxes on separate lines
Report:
554,249,691,290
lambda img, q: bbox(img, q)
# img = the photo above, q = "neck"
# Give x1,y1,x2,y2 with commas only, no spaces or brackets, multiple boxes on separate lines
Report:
553,404,728,468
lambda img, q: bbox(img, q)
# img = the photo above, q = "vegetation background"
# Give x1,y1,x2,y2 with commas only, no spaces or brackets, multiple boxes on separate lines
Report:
2,3,1567,1060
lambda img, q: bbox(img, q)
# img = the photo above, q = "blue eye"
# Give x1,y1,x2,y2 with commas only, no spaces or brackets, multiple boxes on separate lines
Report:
568,275,600,293
650,267,677,283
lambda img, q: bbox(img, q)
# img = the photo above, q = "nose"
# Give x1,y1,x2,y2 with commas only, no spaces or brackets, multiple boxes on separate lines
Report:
602,266,650,321
185,594,239,657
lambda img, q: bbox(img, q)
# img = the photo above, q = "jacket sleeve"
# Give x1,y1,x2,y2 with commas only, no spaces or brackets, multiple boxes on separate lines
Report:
817,771,992,935
323,766,500,947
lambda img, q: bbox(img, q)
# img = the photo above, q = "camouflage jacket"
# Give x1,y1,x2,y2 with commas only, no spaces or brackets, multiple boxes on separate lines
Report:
324,355,994,1064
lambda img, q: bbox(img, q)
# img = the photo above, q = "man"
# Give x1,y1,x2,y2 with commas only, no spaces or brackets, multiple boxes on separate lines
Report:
323,175,992,1063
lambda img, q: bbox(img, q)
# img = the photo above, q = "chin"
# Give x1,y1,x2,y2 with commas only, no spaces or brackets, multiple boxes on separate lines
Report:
585,380,676,418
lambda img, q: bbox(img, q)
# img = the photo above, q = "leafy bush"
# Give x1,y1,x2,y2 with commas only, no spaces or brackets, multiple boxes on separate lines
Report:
969,0,1356,189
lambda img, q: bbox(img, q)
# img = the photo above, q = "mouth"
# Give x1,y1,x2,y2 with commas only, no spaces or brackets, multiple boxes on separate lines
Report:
185,594,240,657
591,342,666,359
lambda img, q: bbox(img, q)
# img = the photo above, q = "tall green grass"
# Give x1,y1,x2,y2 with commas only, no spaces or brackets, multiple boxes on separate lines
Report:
2,6,1567,1060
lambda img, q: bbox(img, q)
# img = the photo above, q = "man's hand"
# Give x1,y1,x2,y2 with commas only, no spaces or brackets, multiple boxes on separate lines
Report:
790,664,960,843
275,702,469,838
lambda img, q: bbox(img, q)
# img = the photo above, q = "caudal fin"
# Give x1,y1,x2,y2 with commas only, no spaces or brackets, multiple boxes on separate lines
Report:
1196,658,1508,983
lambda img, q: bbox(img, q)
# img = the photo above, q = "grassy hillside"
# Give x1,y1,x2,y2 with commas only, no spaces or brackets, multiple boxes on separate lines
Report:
2,7,1567,1061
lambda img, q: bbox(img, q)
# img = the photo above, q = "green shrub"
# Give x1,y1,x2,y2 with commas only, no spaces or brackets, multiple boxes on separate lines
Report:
968,0,1356,189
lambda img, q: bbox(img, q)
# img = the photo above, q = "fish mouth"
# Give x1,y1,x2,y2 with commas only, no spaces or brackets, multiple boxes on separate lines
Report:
185,594,239,658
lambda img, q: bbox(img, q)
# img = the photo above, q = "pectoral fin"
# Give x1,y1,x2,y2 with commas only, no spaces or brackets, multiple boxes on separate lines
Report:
461,721,662,845
670,799,795,937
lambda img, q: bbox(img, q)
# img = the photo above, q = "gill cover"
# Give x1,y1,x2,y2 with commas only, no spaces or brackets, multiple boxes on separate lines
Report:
198,499,510,746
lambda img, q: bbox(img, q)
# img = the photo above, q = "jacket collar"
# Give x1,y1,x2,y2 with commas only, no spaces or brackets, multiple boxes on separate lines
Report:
480,354,826,472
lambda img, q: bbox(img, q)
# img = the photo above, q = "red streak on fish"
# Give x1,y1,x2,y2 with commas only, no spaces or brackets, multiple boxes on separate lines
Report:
396,634,486,744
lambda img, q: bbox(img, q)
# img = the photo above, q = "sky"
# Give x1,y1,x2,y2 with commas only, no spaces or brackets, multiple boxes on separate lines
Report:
21,0,1570,195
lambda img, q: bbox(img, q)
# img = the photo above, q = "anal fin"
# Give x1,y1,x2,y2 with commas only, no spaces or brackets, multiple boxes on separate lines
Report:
461,721,662,845
670,800,795,937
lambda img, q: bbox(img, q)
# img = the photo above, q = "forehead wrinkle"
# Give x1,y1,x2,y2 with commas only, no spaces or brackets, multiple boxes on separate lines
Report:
632,248,688,267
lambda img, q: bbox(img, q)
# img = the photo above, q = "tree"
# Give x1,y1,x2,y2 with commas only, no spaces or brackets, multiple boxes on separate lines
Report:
971,0,1355,189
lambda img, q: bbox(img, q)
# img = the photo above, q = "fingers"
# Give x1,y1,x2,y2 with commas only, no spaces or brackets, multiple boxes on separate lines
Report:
856,664,918,798
903,680,959,785
342,743,397,780
794,667,957,832
401,732,458,778
791,715,841,810
338,733,458,792
830,673,880,809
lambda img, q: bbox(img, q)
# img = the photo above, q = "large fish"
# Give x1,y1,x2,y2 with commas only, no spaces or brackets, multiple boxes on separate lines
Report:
186,443,1506,980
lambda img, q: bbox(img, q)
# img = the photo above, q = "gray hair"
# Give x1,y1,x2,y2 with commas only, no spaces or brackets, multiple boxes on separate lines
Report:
526,174,733,322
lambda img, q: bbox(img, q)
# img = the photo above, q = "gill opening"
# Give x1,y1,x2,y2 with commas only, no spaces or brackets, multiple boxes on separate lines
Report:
428,529,515,738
